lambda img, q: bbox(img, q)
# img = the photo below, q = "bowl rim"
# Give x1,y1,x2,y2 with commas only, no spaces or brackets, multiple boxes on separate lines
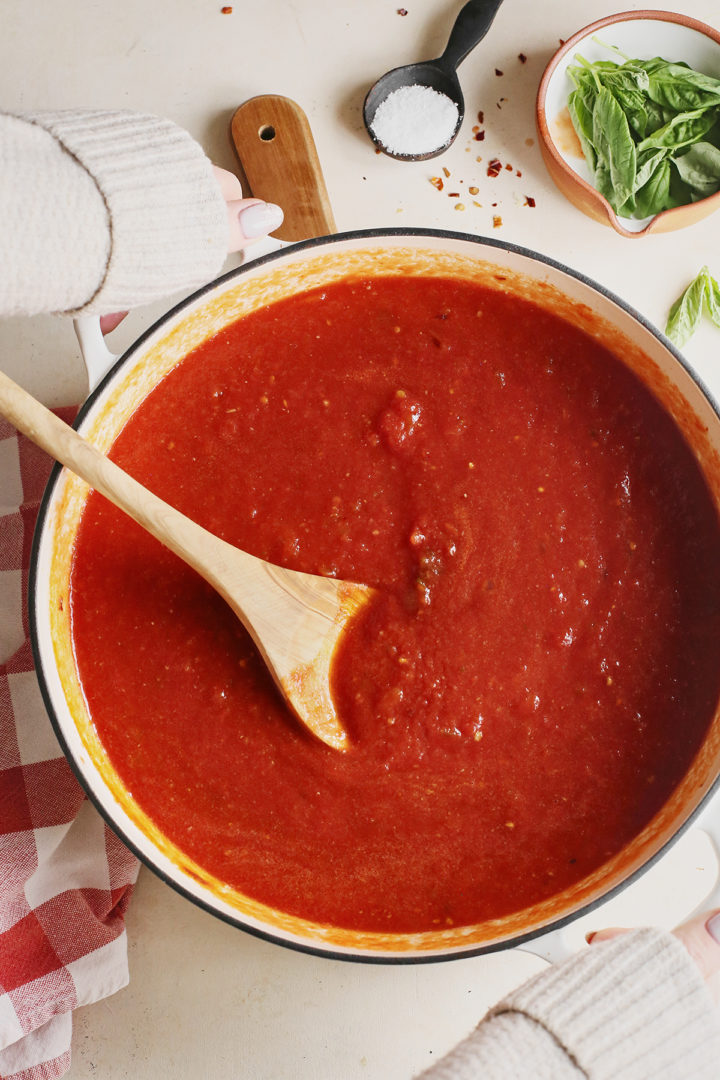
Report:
28,226,720,963
535,9,720,238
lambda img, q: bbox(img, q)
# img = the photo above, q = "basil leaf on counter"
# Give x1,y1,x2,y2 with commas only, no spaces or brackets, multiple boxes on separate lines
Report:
665,267,720,347
706,274,720,322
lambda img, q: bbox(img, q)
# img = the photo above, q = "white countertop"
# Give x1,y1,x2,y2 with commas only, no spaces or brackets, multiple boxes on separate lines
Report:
3,2,720,1076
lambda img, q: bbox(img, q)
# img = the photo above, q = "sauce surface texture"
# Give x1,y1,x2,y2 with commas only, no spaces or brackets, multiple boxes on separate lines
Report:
70,276,720,932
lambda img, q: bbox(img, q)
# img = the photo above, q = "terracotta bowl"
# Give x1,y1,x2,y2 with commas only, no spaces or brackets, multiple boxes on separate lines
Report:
536,10,720,238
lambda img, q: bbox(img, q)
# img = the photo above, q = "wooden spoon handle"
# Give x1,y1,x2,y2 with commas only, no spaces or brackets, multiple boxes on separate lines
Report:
230,95,336,242
0,369,255,586
0,370,362,750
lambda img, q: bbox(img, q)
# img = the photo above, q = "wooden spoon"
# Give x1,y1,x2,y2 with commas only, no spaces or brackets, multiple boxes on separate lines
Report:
0,371,372,750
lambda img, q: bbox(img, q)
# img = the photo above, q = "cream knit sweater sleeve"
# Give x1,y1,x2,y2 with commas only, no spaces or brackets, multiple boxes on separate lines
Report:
418,928,720,1079
0,110,228,316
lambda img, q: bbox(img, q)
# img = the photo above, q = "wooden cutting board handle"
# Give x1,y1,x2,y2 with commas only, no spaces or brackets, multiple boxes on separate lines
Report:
230,95,336,242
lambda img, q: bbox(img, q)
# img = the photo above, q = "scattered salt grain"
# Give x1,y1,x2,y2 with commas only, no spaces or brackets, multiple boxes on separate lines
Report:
370,84,459,156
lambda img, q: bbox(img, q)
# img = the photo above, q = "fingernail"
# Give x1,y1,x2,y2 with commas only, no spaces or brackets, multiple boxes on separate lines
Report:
706,911,720,944
238,202,284,238
585,931,597,944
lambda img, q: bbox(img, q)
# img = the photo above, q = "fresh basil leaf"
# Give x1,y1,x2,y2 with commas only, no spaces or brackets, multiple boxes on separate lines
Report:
614,149,670,217
638,106,719,152
625,57,675,76
668,167,694,209
567,58,603,94
647,64,720,111
634,157,672,217
570,55,619,76
616,196,636,217
632,146,668,190
665,268,712,347
566,63,590,91
602,68,650,96
605,80,650,139
566,66,600,129
642,98,669,135
576,80,601,126
592,86,637,210
568,91,597,170
704,273,720,328
673,141,720,197
593,160,615,206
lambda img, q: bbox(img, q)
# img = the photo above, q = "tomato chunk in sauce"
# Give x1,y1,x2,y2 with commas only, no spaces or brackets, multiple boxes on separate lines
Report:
70,276,720,933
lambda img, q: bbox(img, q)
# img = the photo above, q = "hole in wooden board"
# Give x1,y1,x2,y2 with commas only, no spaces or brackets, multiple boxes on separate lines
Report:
259,125,276,142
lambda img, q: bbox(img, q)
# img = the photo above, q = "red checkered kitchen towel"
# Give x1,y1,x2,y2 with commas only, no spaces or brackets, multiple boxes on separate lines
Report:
0,412,139,1080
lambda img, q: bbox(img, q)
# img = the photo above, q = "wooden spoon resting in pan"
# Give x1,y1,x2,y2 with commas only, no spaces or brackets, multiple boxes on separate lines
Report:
0,371,372,751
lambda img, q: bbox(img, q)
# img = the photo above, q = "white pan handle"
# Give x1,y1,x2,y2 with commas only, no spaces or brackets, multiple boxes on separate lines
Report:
688,790,720,917
74,314,118,393
73,240,289,394
516,920,586,965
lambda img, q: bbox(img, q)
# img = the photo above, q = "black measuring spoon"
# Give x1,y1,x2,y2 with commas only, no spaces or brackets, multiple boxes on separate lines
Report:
363,0,505,161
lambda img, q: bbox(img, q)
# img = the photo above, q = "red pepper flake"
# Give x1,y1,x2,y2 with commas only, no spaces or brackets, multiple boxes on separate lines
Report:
397,7,408,13
516,170,522,177
448,192,460,197
518,53,527,63
487,158,502,177
524,196,536,207
430,177,444,191
442,166,451,178
495,69,503,76
221,5,233,11
474,130,485,141
505,163,513,171
493,215,503,228
469,186,479,195
478,110,484,123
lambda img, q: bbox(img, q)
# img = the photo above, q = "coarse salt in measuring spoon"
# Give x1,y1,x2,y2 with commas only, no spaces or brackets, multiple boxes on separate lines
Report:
369,84,459,157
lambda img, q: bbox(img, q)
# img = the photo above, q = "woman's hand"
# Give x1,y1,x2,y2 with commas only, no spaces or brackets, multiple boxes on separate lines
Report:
212,165,283,253
589,908,720,1003
100,166,283,335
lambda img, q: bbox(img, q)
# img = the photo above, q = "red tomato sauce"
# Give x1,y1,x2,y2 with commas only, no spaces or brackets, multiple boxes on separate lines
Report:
70,276,720,932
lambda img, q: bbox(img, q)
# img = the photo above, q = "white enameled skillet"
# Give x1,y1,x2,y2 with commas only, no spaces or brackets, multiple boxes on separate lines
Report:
30,229,720,963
